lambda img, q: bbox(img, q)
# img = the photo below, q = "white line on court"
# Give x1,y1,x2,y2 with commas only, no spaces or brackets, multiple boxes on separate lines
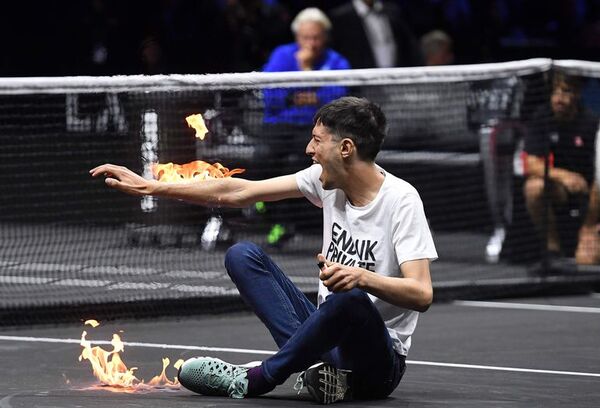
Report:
1,335,599,378
453,300,600,313
0,335,276,356
405,360,600,377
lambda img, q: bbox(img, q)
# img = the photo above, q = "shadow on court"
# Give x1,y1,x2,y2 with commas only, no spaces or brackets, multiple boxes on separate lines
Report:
1,295,599,407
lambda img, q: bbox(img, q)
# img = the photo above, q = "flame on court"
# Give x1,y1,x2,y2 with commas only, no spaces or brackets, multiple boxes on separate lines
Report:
151,113,245,182
185,113,209,140
152,160,245,182
78,320,184,392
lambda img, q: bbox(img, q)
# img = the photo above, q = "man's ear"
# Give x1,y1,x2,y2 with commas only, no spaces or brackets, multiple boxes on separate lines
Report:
340,138,355,159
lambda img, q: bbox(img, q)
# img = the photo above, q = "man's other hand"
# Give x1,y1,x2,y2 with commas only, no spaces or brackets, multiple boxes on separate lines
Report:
293,91,318,106
560,171,589,194
317,253,365,293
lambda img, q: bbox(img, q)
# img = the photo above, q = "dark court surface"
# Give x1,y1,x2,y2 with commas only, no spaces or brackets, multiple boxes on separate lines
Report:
1,294,599,408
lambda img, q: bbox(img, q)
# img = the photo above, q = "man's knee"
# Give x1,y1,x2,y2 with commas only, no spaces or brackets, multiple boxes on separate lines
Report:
327,288,371,310
523,177,545,203
224,241,262,273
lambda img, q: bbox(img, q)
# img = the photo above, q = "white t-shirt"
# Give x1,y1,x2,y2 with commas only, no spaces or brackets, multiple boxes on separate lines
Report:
295,164,438,356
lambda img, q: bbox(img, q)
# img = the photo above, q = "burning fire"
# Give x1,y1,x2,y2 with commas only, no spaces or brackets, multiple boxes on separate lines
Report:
186,113,209,140
152,160,245,182
151,113,245,182
79,320,184,392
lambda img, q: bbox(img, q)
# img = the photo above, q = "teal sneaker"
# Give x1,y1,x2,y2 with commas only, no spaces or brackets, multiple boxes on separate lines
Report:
294,362,352,404
177,357,250,399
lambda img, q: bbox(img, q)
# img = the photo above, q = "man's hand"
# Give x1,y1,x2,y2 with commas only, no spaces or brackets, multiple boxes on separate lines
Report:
295,47,316,71
90,164,157,196
318,253,366,293
558,171,589,194
293,91,318,106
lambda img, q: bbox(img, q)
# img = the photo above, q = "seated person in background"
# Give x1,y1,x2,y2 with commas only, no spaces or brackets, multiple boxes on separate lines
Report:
420,30,455,66
329,0,422,69
523,72,600,264
262,7,350,129
259,7,350,245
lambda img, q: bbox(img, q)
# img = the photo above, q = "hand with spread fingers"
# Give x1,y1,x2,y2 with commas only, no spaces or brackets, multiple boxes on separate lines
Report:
90,164,156,196
317,253,365,293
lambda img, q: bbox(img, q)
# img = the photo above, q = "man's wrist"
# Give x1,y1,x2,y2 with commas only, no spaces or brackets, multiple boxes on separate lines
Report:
147,179,161,196
356,268,370,290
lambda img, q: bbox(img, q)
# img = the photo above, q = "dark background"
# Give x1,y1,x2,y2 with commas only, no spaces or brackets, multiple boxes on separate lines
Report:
1,0,600,77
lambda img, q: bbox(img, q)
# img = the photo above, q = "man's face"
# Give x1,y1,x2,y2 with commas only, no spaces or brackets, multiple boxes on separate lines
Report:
426,45,454,66
295,21,327,58
306,122,342,190
551,81,578,120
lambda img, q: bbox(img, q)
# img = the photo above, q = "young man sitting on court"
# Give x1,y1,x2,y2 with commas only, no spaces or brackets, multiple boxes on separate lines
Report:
90,97,437,404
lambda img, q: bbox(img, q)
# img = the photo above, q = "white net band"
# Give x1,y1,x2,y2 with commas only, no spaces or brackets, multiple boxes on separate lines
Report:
554,59,600,78
0,58,553,95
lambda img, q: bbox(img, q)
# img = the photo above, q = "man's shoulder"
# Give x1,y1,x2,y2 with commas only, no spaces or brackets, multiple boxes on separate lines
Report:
578,108,599,124
270,43,297,58
382,171,420,201
325,48,350,66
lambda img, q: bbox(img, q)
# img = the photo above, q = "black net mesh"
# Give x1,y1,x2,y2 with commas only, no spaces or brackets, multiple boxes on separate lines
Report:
2,60,599,325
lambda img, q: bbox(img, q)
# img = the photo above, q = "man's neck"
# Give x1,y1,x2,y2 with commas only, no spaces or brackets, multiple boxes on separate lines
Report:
341,162,385,207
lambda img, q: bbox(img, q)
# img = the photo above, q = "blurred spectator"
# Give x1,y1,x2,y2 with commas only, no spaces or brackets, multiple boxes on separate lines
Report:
262,7,350,125
159,0,230,73
139,35,167,74
260,7,350,245
420,30,455,66
401,0,491,63
523,72,600,264
71,0,132,75
328,0,422,69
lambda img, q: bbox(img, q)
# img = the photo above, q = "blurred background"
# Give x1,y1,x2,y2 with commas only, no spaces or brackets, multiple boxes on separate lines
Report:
1,0,600,77
3,1,600,324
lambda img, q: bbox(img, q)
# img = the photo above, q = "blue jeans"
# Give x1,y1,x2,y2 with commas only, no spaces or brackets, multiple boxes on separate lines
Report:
224,241,406,399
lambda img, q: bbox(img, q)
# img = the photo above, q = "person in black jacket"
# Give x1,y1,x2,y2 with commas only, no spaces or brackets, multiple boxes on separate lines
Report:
523,72,600,264
328,0,422,69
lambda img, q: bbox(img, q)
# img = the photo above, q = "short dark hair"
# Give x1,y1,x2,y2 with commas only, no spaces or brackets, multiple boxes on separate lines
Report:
313,96,386,161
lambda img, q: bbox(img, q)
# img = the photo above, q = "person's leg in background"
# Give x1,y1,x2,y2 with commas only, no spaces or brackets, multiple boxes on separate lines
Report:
523,176,566,255
576,183,600,264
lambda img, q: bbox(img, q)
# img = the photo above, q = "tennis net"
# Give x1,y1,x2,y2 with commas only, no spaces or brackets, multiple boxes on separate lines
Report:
2,59,599,325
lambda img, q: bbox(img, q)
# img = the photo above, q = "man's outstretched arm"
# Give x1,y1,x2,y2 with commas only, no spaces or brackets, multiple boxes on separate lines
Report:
90,164,303,208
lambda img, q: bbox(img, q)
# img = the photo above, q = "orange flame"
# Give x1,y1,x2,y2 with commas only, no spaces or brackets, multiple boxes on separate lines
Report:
150,113,245,183
186,113,209,140
79,321,184,392
84,319,100,328
152,160,245,182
